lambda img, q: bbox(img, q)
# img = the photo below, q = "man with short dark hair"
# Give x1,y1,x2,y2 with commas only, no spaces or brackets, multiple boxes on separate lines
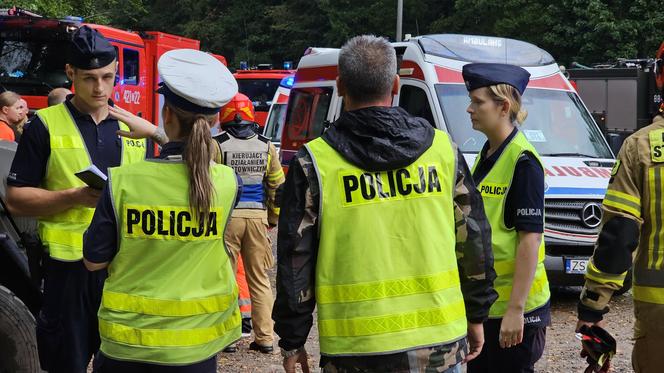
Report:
6,26,145,373
273,34,497,373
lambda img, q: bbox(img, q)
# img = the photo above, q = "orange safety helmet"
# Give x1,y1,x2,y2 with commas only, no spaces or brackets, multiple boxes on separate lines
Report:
219,93,256,125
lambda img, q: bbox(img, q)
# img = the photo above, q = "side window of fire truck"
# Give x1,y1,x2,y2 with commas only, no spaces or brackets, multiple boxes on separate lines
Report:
123,49,139,85
398,84,435,127
114,46,120,85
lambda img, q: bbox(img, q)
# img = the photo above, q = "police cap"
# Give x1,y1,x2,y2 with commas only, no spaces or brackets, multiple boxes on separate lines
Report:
69,26,117,70
462,63,530,95
156,49,237,115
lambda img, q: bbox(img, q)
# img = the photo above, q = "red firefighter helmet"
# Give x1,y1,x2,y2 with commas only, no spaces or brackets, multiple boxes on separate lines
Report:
219,93,255,124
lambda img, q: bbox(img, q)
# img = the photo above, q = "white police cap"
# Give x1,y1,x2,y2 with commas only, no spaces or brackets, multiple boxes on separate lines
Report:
157,49,238,114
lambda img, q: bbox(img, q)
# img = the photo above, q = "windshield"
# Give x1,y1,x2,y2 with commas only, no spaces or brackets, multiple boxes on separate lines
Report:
237,79,281,112
436,84,613,159
264,103,287,142
0,36,70,96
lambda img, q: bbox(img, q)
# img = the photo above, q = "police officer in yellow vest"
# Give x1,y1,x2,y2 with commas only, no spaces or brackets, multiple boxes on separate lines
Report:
5,26,145,373
82,49,241,372
576,100,664,373
214,93,285,353
273,35,497,373
462,64,551,373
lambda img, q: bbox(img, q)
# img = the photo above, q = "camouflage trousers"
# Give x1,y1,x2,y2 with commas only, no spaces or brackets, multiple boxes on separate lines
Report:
320,339,467,373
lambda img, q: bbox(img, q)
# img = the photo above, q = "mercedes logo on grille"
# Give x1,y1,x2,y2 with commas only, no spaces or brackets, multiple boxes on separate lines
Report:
581,202,603,228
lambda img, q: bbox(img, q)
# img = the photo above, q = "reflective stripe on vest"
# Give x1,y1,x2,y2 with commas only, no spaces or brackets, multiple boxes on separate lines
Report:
307,130,467,356
218,133,269,209
37,103,145,261
471,131,550,318
100,160,240,364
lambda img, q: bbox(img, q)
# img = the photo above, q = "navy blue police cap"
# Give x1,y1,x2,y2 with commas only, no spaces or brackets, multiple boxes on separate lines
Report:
462,63,530,95
69,26,117,70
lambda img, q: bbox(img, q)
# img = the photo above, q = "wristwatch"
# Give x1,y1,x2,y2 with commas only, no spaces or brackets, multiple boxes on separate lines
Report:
281,346,305,358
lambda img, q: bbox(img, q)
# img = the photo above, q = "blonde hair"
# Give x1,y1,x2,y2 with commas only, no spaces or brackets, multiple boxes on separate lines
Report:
165,103,218,220
488,84,528,125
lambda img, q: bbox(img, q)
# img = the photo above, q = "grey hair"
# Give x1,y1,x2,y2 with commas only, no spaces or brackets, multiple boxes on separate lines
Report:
338,35,397,103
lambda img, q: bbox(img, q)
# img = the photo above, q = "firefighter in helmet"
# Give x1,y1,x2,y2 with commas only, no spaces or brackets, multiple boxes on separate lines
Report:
214,93,285,353
576,63,664,373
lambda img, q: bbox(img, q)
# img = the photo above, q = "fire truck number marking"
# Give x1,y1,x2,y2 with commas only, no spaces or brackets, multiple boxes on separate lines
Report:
123,91,141,105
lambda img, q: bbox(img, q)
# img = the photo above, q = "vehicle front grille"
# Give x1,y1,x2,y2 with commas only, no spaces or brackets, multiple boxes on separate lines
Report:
545,199,603,236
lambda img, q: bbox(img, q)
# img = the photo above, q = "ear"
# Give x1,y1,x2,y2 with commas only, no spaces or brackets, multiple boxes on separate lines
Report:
65,64,75,81
336,76,345,97
500,99,510,117
391,75,400,96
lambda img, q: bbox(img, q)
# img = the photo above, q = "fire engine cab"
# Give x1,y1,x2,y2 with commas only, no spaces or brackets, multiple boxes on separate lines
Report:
281,34,623,289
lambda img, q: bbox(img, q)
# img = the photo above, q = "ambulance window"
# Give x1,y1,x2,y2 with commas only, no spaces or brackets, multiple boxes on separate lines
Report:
398,85,435,127
123,49,139,85
284,87,333,140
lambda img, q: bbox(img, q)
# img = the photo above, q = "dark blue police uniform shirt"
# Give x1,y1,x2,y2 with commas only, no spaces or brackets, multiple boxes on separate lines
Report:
7,95,124,187
472,127,550,327
84,142,243,263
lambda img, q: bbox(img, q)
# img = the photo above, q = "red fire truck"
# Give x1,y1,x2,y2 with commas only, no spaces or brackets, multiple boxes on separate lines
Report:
234,63,295,127
0,7,227,125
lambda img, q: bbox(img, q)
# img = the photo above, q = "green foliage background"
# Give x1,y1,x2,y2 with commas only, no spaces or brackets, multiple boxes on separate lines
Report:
4,0,664,68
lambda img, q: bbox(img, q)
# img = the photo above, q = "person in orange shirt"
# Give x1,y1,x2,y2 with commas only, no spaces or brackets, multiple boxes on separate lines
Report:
0,91,25,142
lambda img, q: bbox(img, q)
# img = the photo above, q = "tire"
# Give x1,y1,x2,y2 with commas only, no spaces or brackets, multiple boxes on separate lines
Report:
0,285,41,373
614,270,633,296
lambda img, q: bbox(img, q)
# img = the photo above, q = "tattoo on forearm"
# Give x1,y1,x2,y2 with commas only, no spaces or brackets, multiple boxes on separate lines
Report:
151,128,169,146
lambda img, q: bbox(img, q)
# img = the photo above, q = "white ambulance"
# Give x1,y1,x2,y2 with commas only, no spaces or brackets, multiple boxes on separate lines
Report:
280,34,620,288
263,75,294,153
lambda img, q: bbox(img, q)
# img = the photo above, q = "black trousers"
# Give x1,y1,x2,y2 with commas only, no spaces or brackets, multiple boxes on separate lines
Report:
467,319,546,373
36,258,107,373
94,354,217,373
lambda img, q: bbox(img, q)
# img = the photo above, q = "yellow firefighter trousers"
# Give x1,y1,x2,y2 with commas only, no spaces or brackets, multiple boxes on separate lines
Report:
225,216,275,346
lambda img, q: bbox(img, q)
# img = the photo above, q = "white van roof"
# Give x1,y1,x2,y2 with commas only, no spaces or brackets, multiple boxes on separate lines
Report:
414,34,556,66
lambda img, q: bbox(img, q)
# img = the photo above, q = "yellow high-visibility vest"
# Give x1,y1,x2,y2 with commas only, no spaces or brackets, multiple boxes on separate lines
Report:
99,159,240,364
38,103,145,261
306,130,467,356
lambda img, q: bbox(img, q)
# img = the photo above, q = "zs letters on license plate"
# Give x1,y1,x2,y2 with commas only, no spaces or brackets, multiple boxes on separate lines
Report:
565,258,588,274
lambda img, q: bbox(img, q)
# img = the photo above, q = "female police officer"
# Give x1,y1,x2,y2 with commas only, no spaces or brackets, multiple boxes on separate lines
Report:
462,63,550,373
82,49,241,372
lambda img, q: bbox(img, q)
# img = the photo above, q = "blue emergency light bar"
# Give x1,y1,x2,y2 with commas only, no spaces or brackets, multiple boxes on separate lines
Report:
239,61,249,70
283,61,293,70
280,75,295,88
63,16,84,22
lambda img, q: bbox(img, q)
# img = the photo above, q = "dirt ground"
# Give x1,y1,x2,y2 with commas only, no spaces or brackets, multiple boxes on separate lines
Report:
219,232,636,372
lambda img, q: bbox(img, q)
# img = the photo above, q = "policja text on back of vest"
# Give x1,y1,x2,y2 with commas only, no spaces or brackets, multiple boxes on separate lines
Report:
340,163,443,205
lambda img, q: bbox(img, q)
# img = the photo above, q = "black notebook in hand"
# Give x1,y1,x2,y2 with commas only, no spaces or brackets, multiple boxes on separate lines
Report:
75,165,108,190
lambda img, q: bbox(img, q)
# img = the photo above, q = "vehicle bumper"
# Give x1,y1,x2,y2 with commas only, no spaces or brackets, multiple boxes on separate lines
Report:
545,254,588,286
544,237,594,287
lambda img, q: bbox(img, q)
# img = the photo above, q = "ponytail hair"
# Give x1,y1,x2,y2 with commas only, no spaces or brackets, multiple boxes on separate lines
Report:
489,84,528,125
164,102,218,219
